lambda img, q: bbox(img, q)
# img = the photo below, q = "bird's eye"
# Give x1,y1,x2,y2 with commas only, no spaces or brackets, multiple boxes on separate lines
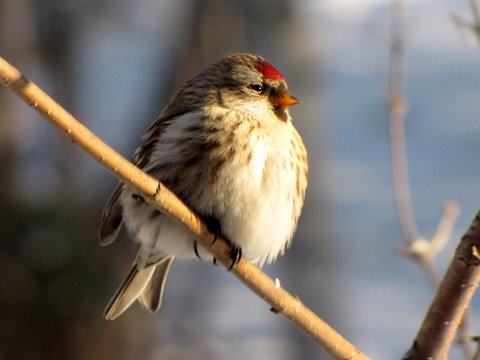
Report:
249,84,263,92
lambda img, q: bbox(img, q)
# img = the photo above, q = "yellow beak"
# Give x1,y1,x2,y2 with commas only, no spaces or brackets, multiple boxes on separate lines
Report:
271,92,299,110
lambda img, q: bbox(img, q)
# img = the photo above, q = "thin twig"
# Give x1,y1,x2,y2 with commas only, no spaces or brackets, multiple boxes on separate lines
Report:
389,0,418,245
402,210,480,360
451,0,480,45
388,1,460,261
471,0,480,25
396,203,460,270
388,0,460,289
0,56,371,360
389,100,420,240
388,1,472,357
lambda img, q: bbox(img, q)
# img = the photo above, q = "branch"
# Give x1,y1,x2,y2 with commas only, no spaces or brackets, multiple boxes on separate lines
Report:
388,1,474,356
388,1,461,262
403,210,480,359
0,56,371,360
396,203,460,266
389,0,419,244
388,0,459,305
451,0,480,45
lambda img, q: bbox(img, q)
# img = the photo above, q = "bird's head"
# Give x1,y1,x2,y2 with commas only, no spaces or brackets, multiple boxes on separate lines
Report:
211,53,299,121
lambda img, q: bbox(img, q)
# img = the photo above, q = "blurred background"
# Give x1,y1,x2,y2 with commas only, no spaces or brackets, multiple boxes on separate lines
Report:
0,0,479,359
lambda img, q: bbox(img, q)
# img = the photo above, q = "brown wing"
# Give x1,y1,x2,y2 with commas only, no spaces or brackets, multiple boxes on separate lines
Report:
133,108,194,169
99,183,123,246
99,108,194,245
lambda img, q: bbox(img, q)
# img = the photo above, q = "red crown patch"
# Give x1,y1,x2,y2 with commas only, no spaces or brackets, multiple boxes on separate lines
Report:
257,61,285,81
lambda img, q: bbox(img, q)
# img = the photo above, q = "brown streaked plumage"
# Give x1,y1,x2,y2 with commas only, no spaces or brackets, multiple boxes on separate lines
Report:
100,53,308,320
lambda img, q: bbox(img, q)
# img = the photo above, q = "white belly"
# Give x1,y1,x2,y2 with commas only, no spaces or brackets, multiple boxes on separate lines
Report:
121,111,305,267
213,139,297,265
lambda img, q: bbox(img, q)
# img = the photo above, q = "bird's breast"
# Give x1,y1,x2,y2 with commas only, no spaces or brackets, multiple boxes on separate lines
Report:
202,124,302,266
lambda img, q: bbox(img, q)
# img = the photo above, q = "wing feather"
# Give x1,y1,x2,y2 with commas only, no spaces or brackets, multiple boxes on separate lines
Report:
99,183,123,246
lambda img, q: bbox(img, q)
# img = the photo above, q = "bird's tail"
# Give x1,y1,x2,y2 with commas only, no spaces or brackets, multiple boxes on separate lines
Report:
104,256,174,320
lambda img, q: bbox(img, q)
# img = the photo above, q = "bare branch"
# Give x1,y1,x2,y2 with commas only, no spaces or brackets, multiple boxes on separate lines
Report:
471,0,480,25
402,210,480,360
430,202,461,258
396,203,460,265
388,0,461,291
0,56,371,360
451,0,480,45
451,13,474,29
388,1,472,356
389,0,461,266
389,0,418,244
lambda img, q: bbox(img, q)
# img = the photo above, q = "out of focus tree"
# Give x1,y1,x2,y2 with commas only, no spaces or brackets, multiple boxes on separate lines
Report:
0,2,152,359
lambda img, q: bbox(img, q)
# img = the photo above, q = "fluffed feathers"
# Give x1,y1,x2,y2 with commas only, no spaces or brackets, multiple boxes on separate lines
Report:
100,53,308,320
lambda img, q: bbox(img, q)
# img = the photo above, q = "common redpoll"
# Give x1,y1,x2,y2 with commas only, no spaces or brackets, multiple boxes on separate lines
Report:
100,53,308,320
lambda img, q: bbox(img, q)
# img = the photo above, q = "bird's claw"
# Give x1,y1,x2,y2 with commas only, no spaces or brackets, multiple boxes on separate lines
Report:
202,215,222,245
200,215,241,269
193,241,202,260
227,245,242,271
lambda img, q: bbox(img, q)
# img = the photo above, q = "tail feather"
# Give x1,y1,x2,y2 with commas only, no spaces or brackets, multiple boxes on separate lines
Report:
139,256,174,313
104,264,156,320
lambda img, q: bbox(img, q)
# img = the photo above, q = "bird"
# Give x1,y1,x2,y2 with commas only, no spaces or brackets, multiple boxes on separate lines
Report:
99,53,308,320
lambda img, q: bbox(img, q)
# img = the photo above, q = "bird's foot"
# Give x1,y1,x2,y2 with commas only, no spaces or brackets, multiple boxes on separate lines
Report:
202,215,222,245
202,215,222,265
227,244,242,271
200,215,242,269
194,215,222,260
193,241,202,260
211,244,241,269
